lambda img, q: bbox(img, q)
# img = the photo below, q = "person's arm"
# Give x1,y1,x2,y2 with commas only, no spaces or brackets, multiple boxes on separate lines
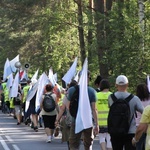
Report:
91,102,99,135
132,123,148,145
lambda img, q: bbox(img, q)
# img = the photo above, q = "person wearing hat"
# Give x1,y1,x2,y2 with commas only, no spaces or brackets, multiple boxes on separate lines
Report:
108,75,144,150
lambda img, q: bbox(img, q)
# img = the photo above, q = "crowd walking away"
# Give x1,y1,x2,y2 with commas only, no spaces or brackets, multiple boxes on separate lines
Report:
1,73,150,150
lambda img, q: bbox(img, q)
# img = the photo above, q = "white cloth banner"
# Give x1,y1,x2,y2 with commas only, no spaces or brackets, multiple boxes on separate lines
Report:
75,58,93,133
48,68,56,86
3,58,12,81
147,75,150,93
10,72,19,98
25,81,39,112
62,57,78,84
35,72,50,112
20,70,28,81
31,69,39,82
7,73,13,91
9,55,19,73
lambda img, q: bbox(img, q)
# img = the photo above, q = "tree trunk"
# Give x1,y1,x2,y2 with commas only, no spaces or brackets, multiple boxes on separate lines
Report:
94,0,113,78
76,0,86,65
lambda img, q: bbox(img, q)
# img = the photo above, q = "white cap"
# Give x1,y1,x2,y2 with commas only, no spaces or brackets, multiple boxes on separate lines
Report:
116,75,128,85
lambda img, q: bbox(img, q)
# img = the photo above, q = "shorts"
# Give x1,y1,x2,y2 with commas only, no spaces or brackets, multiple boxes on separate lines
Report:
99,132,112,148
15,105,22,115
42,115,56,129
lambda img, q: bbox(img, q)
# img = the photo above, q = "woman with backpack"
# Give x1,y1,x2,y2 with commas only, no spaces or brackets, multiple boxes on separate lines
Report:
40,83,59,143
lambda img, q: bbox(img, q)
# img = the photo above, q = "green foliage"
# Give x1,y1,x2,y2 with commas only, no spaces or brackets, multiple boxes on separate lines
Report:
0,0,150,93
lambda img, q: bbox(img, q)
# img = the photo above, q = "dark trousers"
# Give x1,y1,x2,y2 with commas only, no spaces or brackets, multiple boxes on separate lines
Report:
110,134,136,150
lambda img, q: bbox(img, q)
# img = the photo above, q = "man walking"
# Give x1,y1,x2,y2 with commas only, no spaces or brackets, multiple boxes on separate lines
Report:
66,70,99,150
108,75,143,150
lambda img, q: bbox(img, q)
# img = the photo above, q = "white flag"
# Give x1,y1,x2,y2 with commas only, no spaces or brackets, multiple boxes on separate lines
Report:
3,58,12,81
62,57,78,84
20,70,28,81
9,55,19,73
35,72,50,112
48,68,56,86
7,73,13,91
75,58,93,133
147,75,150,93
10,72,19,98
25,80,39,112
74,71,79,82
31,69,39,82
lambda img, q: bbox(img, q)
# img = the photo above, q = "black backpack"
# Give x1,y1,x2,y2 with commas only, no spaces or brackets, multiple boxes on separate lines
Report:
69,85,79,118
108,93,134,135
43,93,56,112
13,92,22,105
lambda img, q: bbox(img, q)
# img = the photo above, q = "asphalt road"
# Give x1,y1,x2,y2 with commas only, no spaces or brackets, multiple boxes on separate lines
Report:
0,111,100,150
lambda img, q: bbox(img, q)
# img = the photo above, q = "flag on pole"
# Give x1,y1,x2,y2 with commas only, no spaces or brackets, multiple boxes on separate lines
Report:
9,55,19,73
25,80,39,112
75,58,93,133
20,70,28,81
54,73,57,83
62,57,78,84
9,72,19,98
3,58,12,81
48,68,56,86
74,71,79,82
31,69,39,82
7,73,13,91
35,72,50,112
147,75,150,93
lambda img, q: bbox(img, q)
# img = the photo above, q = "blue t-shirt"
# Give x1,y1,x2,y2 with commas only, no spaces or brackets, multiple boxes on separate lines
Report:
67,85,97,103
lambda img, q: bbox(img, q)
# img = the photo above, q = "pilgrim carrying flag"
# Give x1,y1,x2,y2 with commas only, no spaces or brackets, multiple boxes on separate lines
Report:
35,72,50,112
147,75,150,93
3,58,12,81
9,55,19,73
75,58,93,133
62,57,78,84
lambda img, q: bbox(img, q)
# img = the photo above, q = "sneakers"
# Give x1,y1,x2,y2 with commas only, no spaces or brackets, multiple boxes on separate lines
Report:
34,126,38,132
46,139,51,143
17,122,21,125
54,126,59,137
46,136,51,143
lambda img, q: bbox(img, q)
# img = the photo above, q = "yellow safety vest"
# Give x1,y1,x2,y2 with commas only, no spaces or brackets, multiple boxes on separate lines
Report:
4,89,9,102
96,91,112,127
10,98,15,108
22,85,30,103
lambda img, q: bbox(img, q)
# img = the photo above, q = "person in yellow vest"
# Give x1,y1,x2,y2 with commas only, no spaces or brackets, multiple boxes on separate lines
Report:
3,84,10,114
9,97,15,116
22,79,31,121
1,81,7,112
96,79,112,150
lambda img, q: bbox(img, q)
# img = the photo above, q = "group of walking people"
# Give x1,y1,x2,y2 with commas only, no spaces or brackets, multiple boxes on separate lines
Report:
0,72,150,150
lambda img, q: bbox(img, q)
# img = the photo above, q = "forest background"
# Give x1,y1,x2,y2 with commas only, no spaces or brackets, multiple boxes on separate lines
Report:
0,0,150,93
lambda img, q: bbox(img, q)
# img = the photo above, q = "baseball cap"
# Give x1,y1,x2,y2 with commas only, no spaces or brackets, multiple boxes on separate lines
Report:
116,75,128,85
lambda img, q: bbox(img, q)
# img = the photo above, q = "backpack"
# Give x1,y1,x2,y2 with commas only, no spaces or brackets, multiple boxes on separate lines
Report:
13,92,22,105
43,93,56,112
69,85,79,118
108,93,134,135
